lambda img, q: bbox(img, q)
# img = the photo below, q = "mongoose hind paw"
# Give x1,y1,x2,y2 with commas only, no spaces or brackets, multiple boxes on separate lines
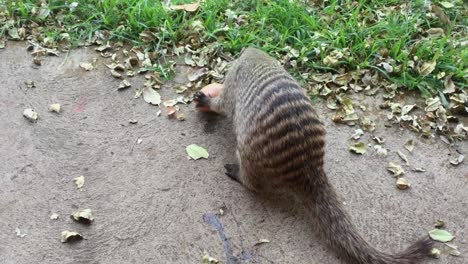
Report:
224,163,241,182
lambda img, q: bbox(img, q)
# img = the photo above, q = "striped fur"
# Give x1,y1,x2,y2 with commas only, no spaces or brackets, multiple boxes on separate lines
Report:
200,47,433,264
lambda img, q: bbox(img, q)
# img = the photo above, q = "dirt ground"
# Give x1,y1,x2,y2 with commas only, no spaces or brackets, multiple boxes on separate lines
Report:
0,42,466,264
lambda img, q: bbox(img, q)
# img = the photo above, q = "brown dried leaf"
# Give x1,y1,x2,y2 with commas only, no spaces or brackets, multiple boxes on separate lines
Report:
143,87,161,105
61,231,83,243
71,208,94,224
443,75,456,94
387,162,404,176
418,61,436,77
80,62,95,71
396,178,411,190
170,2,200,12
426,28,445,37
404,140,415,152
450,155,464,166
23,108,38,122
425,97,441,112
118,80,131,90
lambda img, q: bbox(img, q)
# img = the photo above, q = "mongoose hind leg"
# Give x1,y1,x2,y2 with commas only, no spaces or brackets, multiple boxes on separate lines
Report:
224,163,241,182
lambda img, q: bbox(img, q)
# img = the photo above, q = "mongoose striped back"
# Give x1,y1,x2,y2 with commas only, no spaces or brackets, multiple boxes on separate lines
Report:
196,47,433,264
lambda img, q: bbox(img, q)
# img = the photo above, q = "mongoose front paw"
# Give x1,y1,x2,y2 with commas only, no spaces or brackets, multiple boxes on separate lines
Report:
194,91,210,108
224,163,240,182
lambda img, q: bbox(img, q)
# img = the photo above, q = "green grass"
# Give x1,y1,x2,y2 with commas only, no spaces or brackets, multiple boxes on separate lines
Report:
1,0,466,93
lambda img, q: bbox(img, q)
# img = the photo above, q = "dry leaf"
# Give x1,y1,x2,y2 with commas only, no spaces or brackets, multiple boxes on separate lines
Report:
430,248,441,259
23,108,38,122
25,80,35,88
387,162,404,176
61,231,83,243
71,208,94,224
404,140,415,152
425,97,441,112
111,70,122,78
188,67,209,82
412,167,426,172
176,112,186,121
73,175,85,188
167,106,177,118
170,2,200,12
397,151,410,165
426,28,445,37
50,213,59,220
79,62,95,71
374,145,388,157
418,61,436,76
143,87,161,105
349,142,366,155
439,2,454,8
202,251,218,264
445,243,461,257
434,219,445,228
396,178,411,190
15,228,26,238
254,238,270,246
443,75,456,94
351,129,364,140
118,80,131,90
33,56,42,66
450,155,464,166
49,103,61,113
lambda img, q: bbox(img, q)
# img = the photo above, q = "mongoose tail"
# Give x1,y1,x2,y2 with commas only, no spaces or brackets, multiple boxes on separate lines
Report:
301,171,434,264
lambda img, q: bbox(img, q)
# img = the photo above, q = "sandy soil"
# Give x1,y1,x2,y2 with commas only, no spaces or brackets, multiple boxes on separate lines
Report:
0,42,466,264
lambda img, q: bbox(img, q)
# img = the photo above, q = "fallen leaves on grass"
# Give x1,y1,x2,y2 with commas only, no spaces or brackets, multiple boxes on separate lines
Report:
417,61,436,76
170,2,200,12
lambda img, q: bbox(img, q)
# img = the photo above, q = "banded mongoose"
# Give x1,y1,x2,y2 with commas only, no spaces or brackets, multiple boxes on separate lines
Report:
194,47,433,264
